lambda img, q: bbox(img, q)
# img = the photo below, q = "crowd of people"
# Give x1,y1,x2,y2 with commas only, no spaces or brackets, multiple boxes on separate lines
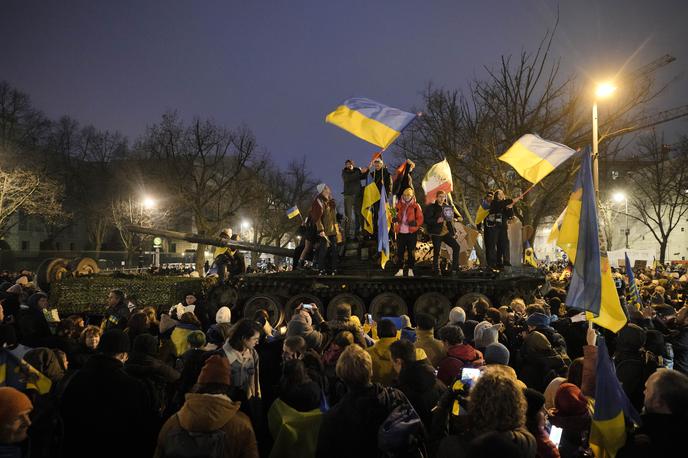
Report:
1,262,688,458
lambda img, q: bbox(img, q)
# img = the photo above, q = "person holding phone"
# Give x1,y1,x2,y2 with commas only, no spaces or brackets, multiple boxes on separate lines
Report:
286,303,325,351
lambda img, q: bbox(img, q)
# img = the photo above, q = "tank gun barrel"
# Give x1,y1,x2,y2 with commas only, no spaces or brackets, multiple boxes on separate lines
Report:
125,225,295,258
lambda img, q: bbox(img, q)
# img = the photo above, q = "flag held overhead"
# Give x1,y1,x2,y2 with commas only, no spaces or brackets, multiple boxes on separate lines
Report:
286,206,300,219
326,97,417,149
421,159,453,205
499,134,576,184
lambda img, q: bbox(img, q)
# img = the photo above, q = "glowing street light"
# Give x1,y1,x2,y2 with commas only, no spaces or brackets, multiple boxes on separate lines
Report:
612,192,626,203
142,196,157,210
595,82,617,99
241,220,250,231
592,81,617,196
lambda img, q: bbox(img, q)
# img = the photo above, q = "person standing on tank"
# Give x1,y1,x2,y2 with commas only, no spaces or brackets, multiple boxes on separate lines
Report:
311,183,339,274
341,159,368,241
368,157,392,238
487,189,521,269
425,190,461,276
393,187,423,277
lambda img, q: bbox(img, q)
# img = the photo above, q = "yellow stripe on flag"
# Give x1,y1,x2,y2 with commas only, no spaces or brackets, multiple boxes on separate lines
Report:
590,410,627,458
361,182,380,234
326,105,401,149
499,141,557,183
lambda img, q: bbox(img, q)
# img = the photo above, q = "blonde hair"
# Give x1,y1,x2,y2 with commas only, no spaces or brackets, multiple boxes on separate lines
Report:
469,365,527,434
336,344,372,387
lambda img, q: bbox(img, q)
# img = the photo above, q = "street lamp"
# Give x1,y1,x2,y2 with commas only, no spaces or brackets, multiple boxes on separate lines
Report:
613,191,629,249
592,82,617,196
142,196,157,210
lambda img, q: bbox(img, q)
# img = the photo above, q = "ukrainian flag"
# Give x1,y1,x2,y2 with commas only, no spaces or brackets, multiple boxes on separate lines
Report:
547,206,567,244
0,349,52,395
474,199,490,226
286,206,300,219
499,134,576,184
624,253,641,311
361,180,380,234
378,183,391,269
590,336,640,458
555,148,627,332
326,98,417,149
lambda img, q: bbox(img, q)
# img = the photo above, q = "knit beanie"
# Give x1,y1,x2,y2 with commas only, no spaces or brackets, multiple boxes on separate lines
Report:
98,329,131,354
474,321,499,348
133,334,159,356
523,388,545,419
215,306,231,324
197,355,231,385
316,183,327,194
554,382,589,416
6,284,22,295
484,342,510,365
526,312,550,329
449,307,466,324
187,330,207,348
543,377,567,410
0,387,33,425
335,304,352,321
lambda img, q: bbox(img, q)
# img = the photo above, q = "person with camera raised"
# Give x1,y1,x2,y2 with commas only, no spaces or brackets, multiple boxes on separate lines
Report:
425,190,461,276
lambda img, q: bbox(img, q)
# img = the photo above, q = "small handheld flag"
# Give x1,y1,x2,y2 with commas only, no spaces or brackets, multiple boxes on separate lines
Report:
286,206,300,219
326,98,416,149
474,198,490,226
499,134,576,184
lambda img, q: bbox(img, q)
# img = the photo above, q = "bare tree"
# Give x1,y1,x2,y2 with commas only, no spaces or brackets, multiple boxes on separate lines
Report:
141,112,264,271
625,132,688,263
111,197,168,266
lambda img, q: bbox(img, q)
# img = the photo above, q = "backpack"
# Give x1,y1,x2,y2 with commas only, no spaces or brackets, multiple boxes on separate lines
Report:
161,416,226,458
378,392,427,458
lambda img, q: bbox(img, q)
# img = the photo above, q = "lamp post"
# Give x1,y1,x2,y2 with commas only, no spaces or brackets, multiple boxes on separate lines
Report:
593,82,617,196
613,192,629,249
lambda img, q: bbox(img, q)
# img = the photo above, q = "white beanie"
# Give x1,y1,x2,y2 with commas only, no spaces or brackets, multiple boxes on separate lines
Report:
216,306,231,324
474,320,499,349
316,183,327,194
449,306,466,324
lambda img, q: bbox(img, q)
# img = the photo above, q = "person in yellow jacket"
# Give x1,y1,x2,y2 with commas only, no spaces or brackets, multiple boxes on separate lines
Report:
366,319,399,386
414,313,445,368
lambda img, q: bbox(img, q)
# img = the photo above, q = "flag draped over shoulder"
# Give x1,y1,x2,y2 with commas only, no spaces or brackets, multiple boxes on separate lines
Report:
361,180,381,235
474,199,490,226
555,148,627,332
499,134,576,184
625,253,641,311
421,159,453,204
325,98,417,149
286,206,300,219
0,349,52,395
590,336,640,458
378,183,391,269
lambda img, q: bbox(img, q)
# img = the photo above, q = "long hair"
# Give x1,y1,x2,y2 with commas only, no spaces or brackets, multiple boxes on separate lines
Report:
469,367,527,434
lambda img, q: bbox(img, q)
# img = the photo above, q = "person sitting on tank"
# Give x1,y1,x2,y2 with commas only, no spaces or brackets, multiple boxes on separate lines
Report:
310,183,339,275
393,187,424,277
212,229,233,284
425,190,461,277
322,303,367,348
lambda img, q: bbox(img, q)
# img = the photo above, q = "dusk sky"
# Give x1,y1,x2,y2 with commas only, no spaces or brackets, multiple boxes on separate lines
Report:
3,0,687,197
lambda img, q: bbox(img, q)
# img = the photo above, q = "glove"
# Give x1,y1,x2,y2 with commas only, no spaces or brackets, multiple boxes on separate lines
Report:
408,221,417,227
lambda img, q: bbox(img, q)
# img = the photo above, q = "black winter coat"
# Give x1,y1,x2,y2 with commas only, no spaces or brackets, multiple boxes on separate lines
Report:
124,351,180,415
342,167,367,196
369,167,392,195
670,327,688,375
60,354,158,458
425,202,454,236
396,360,447,428
618,413,688,458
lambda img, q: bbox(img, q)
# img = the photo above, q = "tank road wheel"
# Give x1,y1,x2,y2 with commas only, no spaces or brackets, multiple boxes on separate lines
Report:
36,257,69,292
207,284,239,311
327,293,366,321
455,292,492,316
369,292,407,321
414,292,451,327
69,257,100,277
243,294,284,327
285,294,323,322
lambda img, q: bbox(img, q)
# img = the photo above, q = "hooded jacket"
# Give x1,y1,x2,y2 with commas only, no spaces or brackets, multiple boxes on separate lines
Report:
154,393,258,458
366,336,399,386
437,343,484,386
394,197,424,234
414,329,445,368
518,331,568,393
287,312,325,351
396,360,447,428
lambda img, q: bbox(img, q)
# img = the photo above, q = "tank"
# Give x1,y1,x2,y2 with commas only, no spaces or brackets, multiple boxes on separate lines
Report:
123,225,546,327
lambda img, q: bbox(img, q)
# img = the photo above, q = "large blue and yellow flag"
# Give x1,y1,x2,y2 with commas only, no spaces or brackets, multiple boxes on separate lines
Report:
499,134,576,184
326,98,417,149
0,349,52,395
624,253,641,311
378,183,391,269
590,336,640,458
474,198,490,226
555,148,627,332
361,180,381,235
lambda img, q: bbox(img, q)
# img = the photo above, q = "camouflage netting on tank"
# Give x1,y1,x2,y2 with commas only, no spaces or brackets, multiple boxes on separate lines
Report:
50,274,216,315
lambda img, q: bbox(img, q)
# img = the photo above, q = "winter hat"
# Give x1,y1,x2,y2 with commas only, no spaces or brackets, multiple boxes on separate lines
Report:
335,303,352,321
474,321,499,349
449,307,466,324
187,330,207,348
523,388,545,419
543,377,567,410
6,284,22,295
0,387,32,425
216,306,231,324
554,382,589,416
526,312,550,329
98,329,131,354
15,276,29,286
484,342,510,365
133,334,159,357
316,183,327,194
197,355,231,385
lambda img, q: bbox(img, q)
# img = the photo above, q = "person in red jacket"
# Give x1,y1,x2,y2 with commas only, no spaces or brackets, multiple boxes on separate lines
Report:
393,187,424,277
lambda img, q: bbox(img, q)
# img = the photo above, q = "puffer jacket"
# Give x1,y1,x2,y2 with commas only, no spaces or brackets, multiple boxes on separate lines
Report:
154,393,259,458
394,197,424,234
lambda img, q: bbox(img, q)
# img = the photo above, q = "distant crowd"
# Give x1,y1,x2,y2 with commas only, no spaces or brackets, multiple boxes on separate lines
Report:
1,263,688,458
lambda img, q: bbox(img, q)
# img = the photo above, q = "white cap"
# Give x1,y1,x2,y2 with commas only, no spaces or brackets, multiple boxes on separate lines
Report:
216,306,232,324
